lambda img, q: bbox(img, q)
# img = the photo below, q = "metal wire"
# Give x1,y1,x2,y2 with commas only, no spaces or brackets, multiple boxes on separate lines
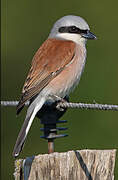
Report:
1,100,118,111
1,101,29,106
56,102,118,111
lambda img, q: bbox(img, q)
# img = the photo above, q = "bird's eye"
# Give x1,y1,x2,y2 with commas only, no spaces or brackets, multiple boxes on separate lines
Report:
58,26,88,34
69,26,79,33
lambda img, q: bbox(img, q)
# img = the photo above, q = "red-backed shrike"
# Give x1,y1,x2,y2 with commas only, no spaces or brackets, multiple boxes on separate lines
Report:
13,15,97,157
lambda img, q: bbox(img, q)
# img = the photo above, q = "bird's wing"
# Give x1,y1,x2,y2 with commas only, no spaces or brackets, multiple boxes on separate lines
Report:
17,38,75,114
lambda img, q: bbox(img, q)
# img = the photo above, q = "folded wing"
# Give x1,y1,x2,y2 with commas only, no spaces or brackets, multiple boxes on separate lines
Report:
17,39,75,114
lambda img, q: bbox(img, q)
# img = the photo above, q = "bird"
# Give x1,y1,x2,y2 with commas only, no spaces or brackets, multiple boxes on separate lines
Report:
13,15,97,157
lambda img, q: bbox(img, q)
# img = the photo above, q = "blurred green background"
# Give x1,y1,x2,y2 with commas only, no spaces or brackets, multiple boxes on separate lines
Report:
1,0,118,179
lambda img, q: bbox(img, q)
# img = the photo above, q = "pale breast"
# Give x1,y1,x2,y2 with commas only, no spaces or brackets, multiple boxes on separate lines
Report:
45,43,86,98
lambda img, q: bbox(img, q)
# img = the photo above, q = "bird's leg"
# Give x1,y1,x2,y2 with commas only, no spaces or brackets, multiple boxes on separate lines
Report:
49,95,69,111
50,95,64,101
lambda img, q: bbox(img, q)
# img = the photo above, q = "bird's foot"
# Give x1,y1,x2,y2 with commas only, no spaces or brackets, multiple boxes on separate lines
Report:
49,95,68,111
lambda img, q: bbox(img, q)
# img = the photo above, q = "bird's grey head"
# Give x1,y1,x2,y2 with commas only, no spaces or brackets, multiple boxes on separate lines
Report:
49,15,96,45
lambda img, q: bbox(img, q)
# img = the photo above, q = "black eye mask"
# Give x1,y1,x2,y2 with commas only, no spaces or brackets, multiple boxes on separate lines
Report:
58,26,88,34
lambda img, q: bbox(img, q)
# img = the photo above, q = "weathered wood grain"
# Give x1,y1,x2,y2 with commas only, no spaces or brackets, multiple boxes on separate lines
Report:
14,149,116,180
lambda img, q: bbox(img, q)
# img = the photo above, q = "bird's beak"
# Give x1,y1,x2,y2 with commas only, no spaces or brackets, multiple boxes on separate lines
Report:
82,31,97,40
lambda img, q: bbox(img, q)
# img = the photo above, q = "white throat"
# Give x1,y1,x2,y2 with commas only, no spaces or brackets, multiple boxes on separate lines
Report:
55,33,86,46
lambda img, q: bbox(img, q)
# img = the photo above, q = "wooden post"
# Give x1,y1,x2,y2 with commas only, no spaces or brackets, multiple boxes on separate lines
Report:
14,149,116,180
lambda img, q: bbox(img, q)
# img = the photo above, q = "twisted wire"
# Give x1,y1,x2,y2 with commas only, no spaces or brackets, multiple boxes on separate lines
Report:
56,102,118,111
1,101,29,106
1,101,118,111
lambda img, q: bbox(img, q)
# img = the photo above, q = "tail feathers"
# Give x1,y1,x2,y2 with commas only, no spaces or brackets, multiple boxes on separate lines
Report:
12,111,33,158
13,97,46,158
16,104,25,115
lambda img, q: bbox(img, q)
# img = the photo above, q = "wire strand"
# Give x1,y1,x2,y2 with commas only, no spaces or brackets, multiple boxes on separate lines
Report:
56,102,118,111
1,101,118,111
1,101,29,106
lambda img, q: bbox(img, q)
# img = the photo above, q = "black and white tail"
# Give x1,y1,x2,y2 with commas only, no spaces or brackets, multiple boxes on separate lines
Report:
12,97,46,157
